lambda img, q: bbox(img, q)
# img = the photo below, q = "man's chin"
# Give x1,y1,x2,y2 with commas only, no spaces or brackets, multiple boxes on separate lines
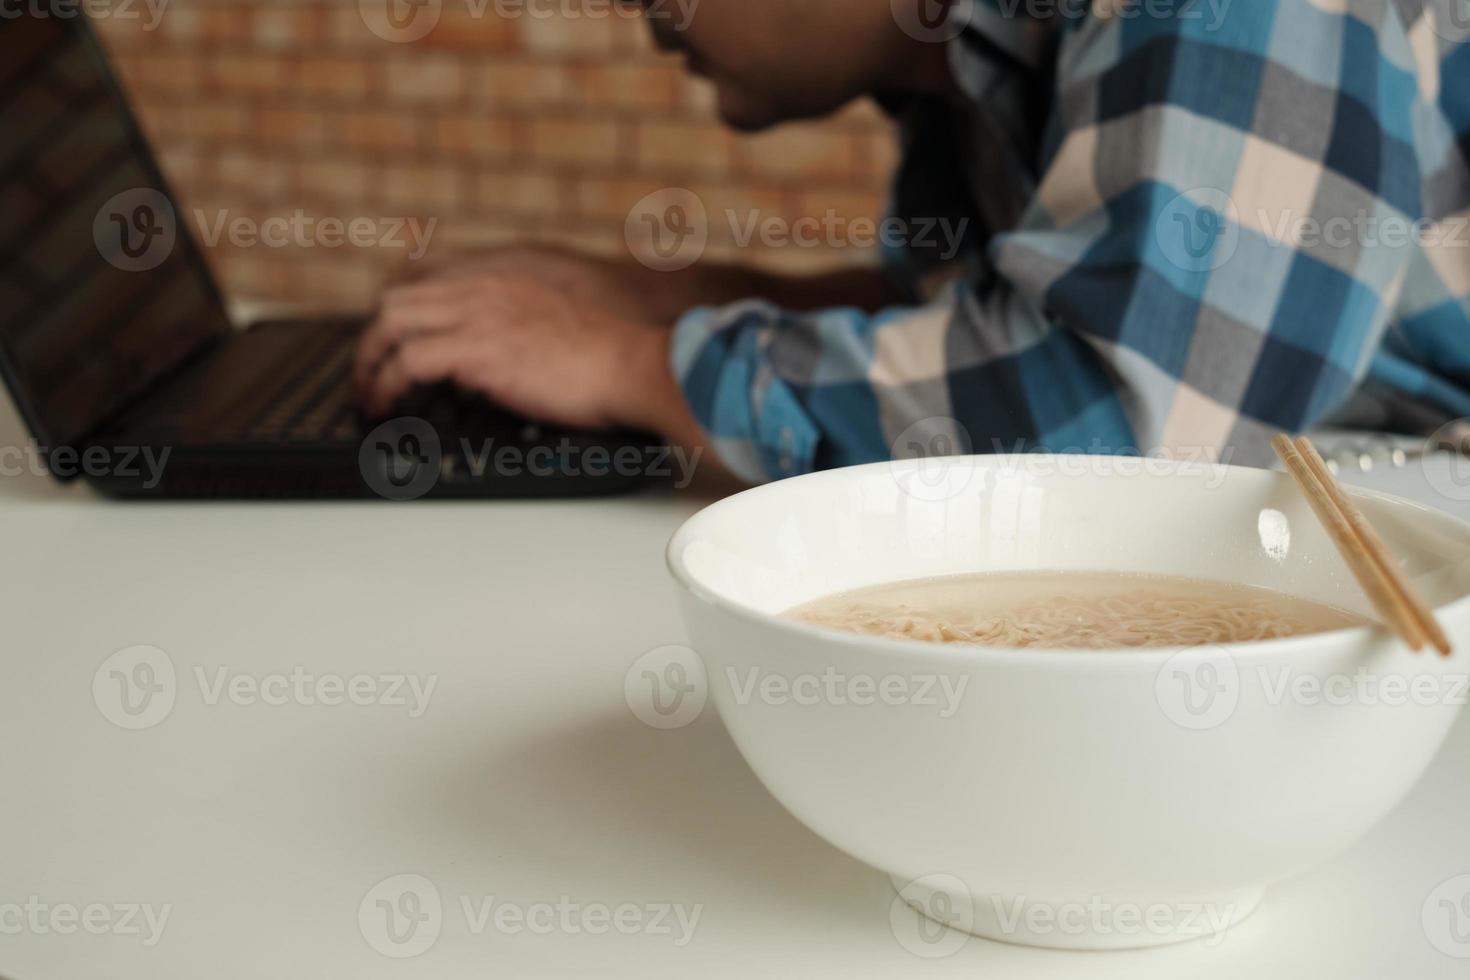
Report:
716,85,861,132
715,90,794,133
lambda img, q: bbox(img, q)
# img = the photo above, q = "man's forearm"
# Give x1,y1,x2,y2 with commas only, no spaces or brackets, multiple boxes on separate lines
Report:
616,324,739,488
620,260,904,323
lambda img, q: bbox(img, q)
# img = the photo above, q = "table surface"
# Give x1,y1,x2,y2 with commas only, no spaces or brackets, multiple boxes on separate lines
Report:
1,400,1468,980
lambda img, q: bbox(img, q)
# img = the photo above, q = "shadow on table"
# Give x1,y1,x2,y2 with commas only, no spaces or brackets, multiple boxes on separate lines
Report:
437,709,894,929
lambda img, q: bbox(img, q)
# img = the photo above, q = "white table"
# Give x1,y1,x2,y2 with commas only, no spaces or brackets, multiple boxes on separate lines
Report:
1,399,1467,980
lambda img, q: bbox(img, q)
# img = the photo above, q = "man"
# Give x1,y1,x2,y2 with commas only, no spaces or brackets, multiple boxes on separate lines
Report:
353,0,1470,485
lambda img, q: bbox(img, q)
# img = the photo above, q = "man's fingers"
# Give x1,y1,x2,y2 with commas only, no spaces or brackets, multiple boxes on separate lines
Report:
353,286,471,393
361,332,494,419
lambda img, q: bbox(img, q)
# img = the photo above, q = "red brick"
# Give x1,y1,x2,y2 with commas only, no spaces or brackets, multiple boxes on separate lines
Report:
791,189,885,225
215,149,294,201
133,53,205,93
207,54,289,96
385,54,468,103
177,104,254,142
335,110,421,153
859,129,902,181
734,126,857,180
297,158,375,204
420,8,518,50
217,253,295,303
517,13,618,55
200,6,254,44
151,7,203,45
636,121,734,176
381,162,466,212
475,172,566,217
677,72,719,115
474,60,572,107
572,175,670,220
106,2,892,311
286,259,380,308
251,7,327,49
432,113,518,160
295,57,376,101
576,62,679,110
529,117,624,167
258,107,330,149
434,219,525,253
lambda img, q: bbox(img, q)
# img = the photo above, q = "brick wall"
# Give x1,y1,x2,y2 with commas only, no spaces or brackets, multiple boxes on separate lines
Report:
94,0,897,310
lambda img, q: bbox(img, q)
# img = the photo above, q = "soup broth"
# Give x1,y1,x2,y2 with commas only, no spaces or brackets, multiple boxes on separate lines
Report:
786,572,1368,650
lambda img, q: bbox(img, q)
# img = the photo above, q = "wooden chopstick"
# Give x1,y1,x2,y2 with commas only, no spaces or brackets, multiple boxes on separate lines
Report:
1271,434,1451,656
1293,436,1453,656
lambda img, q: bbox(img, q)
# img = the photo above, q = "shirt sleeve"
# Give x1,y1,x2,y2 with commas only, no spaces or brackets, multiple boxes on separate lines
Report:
670,0,1428,484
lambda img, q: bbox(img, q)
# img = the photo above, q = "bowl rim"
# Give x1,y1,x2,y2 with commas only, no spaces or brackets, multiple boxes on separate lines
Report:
665,454,1470,665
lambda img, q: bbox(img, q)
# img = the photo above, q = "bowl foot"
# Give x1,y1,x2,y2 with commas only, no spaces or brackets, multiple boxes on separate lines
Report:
889,874,1264,951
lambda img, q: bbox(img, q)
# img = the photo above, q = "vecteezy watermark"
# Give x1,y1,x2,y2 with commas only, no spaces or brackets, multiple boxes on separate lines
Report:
624,188,708,273
890,874,974,958
623,646,969,729
92,645,437,730
1023,0,1232,30
359,874,442,958
1156,648,1469,731
1252,210,1470,251
725,666,969,718
1423,418,1470,503
358,874,703,958
1155,646,1242,731
893,0,1233,41
1154,190,1470,273
1259,666,1469,709
624,644,708,730
358,0,444,42
94,188,176,273
1429,0,1470,43
726,211,969,260
984,894,1238,948
358,417,704,501
360,418,443,502
891,0,969,43
0,897,172,948
0,440,171,488
357,0,698,44
890,875,1239,955
0,0,170,30
887,426,1234,504
94,190,437,271
1155,187,1240,273
93,645,177,731
989,441,1234,488
887,417,976,503
191,210,436,261
1424,874,1470,958
624,188,970,272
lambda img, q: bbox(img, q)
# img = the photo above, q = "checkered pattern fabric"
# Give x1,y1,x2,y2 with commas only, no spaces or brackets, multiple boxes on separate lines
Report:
670,0,1470,484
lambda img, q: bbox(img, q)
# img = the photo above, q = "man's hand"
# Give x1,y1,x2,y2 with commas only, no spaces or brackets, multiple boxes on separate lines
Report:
353,268,685,435
351,245,900,487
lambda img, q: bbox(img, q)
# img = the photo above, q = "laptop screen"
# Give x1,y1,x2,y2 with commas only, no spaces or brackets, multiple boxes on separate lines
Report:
0,11,230,448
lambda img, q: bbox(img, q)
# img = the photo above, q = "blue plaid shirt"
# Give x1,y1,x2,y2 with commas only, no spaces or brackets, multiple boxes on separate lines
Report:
671,0,1470,483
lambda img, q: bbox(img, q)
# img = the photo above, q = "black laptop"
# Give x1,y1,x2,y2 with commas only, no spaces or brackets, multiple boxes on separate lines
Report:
0,11,653,499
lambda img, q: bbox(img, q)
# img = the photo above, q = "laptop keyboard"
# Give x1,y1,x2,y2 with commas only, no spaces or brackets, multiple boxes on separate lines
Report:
112,317,545,447
241,338,356,441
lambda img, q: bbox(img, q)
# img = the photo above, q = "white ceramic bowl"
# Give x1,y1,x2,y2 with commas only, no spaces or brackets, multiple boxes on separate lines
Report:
667,456,1470,950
